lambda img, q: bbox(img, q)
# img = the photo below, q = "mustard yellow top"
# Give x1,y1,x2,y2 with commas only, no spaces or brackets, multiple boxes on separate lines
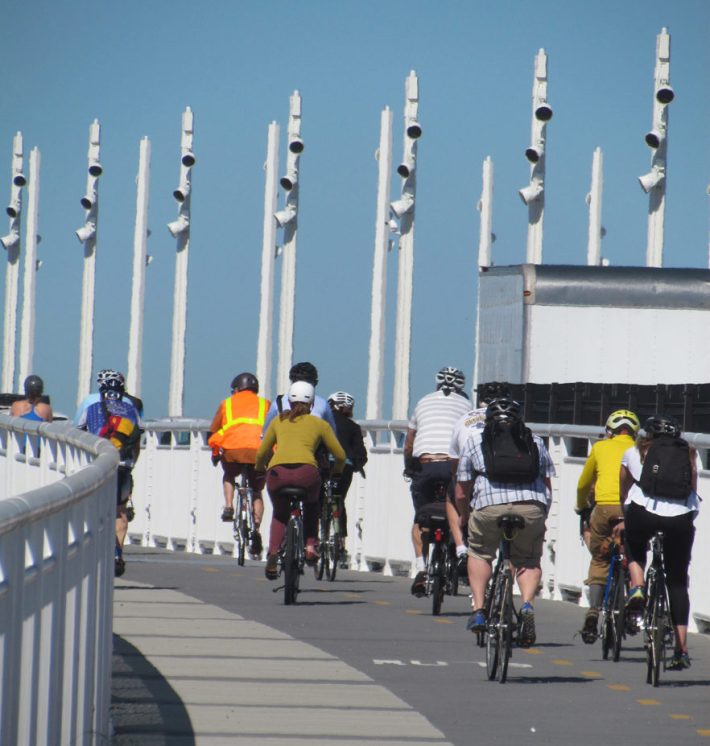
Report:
576,433,636,510
255,413,346,473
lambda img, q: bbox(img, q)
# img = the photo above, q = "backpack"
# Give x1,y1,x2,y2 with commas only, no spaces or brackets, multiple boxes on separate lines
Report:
99,400,141,461
638,436,692,501
480,420,540,484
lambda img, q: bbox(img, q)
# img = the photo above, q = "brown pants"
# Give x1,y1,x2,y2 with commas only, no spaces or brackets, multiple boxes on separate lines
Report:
586,503,624,587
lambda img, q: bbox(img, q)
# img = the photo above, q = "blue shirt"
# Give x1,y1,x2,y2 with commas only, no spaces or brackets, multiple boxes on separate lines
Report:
262,393,336,436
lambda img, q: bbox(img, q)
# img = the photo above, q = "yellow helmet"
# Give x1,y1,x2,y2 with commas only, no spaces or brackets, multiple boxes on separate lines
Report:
605,409,640,434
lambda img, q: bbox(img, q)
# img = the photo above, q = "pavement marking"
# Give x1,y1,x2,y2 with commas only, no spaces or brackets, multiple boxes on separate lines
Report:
434,618,454,624
202,566,220,573
476,661,533,669
608,684,632,691
637,699,661,706
551,659,573,666
344,592,362,599
521,648,542,655
406,609,424,615
580,671,603,678
374,600,391,606
697,729,710,736
669,714,692,720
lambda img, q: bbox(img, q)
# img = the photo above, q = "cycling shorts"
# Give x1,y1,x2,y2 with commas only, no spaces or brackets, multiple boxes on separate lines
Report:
222,462,266,493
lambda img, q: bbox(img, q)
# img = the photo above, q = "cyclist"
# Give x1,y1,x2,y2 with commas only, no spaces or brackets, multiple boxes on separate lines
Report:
10,375,53,421
575,409,640,643
208,373,270,555
255,381,346,580
403,366,470,596
620,414,701,671
327,391,368,560
455,398,555,646
76,371,142,577
73,369,144,425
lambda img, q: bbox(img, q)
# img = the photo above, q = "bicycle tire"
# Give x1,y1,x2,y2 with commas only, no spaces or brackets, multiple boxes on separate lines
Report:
486,574,502,678
448,548,459,597
430,546,444,615
611,563,626,662
284,519,300,605
237,517,248,566
600,564,618,660
316,518,328,581
497,572,513,683
328,526,340,582
650,584,667,687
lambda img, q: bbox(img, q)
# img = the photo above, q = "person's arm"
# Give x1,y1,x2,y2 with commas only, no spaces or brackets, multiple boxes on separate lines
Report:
576,448,597,513
619,464,634,503
261,400,278,438
320,421,346,473
39,403,53,422
9,401,22,416
403,428,416,475
455,480,472,524
255,421,277,471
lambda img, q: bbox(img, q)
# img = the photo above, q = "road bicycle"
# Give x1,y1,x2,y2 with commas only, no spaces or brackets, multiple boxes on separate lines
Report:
642,531,674,687
232,467,258,567
599,519,628,662
479,513,525,683
317,478,343,581
276,487,306,605
423,511,457,616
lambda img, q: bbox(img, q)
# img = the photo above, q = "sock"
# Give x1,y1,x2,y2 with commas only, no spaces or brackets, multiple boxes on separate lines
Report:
415,556,426,572
456,545,467,558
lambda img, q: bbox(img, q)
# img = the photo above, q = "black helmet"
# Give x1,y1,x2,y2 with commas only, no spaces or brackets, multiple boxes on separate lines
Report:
644,414,681,438
231,372,259,393
24,375,44,398
99,372,125,400
485,397,522,423
435,366,465,393
476,381,511,404
289,361,318,386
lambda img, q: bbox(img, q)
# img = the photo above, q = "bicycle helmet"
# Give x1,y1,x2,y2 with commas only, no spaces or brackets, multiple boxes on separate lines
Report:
328,391,354,410
99,371,126,400
231,372,259,393
644,414,681,438
485,397,522,423
96,369,125,388
476,381,511,404
288,380,315,405
289,361,318,386
435,366,465,393
605,409,640,435
23,375,44,398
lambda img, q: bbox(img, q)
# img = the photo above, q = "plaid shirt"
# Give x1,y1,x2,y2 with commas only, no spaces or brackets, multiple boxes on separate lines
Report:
457,430,555,510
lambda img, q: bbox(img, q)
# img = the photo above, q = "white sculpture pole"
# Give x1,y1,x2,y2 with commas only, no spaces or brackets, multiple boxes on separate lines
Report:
1,132,25,393
366,106,393,420
392,71,421,420
256,121,280,399
640,28,673,268
586,147,604,266
519,49,553,265
168,107,196,417
126,137,151,399
17,147,40,387
276,91,303,391
75,119,103,405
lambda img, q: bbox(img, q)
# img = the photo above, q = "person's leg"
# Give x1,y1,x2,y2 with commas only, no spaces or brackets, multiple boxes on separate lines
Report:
624,502,654,603
662,513,695,659
221,462,237,520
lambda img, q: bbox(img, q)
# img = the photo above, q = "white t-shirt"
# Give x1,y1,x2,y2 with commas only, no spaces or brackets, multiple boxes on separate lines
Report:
408,389,471,457
448,407,486,459
621,445,701,517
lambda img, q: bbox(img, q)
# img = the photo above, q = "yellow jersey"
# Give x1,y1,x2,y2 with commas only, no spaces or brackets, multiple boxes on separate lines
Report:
576,433,636,509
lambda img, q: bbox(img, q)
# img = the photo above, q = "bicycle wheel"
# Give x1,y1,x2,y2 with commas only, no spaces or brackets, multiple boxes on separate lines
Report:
284,519,300,605
237,516,248,566
316,517,328,581
430,547,444,616
649,587,667,687
485,577,502,678
327,522,340,582
611,563,626,662
447,548,459,597
600,570,617,660
497,572,514,683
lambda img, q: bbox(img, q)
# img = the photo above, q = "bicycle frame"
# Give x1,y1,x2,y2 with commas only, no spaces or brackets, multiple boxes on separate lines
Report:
599,539,626,661
317,479,343,581
280,494,305,605
232,468,256,566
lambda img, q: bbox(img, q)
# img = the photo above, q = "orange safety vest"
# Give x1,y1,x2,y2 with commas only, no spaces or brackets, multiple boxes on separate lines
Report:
208,391,268,452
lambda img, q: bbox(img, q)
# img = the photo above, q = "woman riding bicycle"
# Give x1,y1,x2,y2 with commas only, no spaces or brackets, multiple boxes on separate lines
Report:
255,381,346,580
619,414,701,671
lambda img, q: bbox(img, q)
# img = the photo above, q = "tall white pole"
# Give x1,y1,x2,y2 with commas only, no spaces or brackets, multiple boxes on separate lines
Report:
473,156,494,395
1,132,25,393
586,147,604,266
126,137,151,399
256,121,280,399
641,28,673,268
276,91,303,392
17,147,40,387
366,106,393,420
76,119,102,405
168,107,196,417
519,49,552,265
392,71,420,420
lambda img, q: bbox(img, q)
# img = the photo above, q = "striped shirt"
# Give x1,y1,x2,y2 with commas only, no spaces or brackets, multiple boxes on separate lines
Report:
409,390,470,456
448,407,487,459
457,429,555,510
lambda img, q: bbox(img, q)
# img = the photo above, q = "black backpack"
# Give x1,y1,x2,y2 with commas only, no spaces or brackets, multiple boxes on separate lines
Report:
639,436,692,501
481,420,540,484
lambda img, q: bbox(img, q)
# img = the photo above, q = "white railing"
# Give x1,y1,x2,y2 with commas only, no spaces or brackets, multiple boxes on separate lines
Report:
0,415,117,746
129,418,710,634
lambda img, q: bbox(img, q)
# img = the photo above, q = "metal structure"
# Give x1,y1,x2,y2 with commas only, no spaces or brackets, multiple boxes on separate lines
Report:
17,147,40,387
256,121,280,399
126,137,151,398
392,71,421,420
519,49,553,265
168,107,196,416
366,107,393,420
586,147,604,266
1,132,25,393
276,91,304,391
640,27,673,268
75,119,103,405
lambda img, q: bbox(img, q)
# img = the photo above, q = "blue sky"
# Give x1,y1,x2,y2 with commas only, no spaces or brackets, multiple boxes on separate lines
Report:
1,1,708,419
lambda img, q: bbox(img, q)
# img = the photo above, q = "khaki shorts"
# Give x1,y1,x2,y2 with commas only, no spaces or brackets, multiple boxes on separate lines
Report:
467,502,547,569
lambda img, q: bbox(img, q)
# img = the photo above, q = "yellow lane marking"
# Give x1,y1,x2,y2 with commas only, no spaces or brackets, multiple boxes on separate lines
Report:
637,699,660,706
580,671,602,678
344,592,361,599
406,609,423,615
202,567,219,573
697,729,710,736
434,618,454,625
552,659,573,666
374,600,391,606
608,684,631,691
669,714,691,720
521,648,542,655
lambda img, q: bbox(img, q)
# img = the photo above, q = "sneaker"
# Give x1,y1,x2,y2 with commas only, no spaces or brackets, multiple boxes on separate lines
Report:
114,557,126,578
581,609,599,644
265,553,279,580
667,651,691,671
410,571,427,597
519,602,536,647
250,531,263,557
221,506,234,522
626,585,645,611
339,549,350,569
466,608,487,632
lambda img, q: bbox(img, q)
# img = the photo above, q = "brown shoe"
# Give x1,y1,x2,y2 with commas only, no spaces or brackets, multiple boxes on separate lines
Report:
265,553,279,580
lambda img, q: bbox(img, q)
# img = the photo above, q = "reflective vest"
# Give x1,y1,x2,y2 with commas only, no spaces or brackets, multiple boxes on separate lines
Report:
208,391,268,452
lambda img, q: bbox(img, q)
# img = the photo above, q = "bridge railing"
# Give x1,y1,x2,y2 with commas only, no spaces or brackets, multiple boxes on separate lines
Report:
0,415,118,746
129,418,710,634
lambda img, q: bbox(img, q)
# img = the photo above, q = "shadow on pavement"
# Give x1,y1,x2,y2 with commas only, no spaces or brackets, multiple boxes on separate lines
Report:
111,634,195,746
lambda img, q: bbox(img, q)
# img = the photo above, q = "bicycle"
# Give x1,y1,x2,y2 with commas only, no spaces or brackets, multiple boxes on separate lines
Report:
317,478,343,582
478,513,525,684
641,531,674,687
598,519,628,662
423,511,456,616
275,487,306,606
232,466,257,567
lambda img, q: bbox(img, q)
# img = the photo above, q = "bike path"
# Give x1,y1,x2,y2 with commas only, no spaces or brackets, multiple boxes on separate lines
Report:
112,546,710,745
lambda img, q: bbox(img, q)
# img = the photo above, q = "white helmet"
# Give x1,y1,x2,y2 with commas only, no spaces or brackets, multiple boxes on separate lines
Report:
288,380,315,405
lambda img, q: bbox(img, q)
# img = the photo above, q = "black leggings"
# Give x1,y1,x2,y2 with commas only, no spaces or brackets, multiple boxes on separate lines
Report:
624,501,696,626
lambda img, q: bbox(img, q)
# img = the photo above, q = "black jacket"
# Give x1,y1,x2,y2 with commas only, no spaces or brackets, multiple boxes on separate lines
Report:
332,411,368,471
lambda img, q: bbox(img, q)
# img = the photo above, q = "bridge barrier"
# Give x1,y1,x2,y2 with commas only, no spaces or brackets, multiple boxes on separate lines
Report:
130,418,710,635
0,415,117,746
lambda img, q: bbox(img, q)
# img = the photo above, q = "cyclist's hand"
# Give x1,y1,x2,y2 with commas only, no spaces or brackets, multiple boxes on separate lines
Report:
403,467,415,480
211,452,222,466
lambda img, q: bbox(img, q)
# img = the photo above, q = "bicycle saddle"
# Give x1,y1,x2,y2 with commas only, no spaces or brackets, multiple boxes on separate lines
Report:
277,486,308,500
497,514,525,531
